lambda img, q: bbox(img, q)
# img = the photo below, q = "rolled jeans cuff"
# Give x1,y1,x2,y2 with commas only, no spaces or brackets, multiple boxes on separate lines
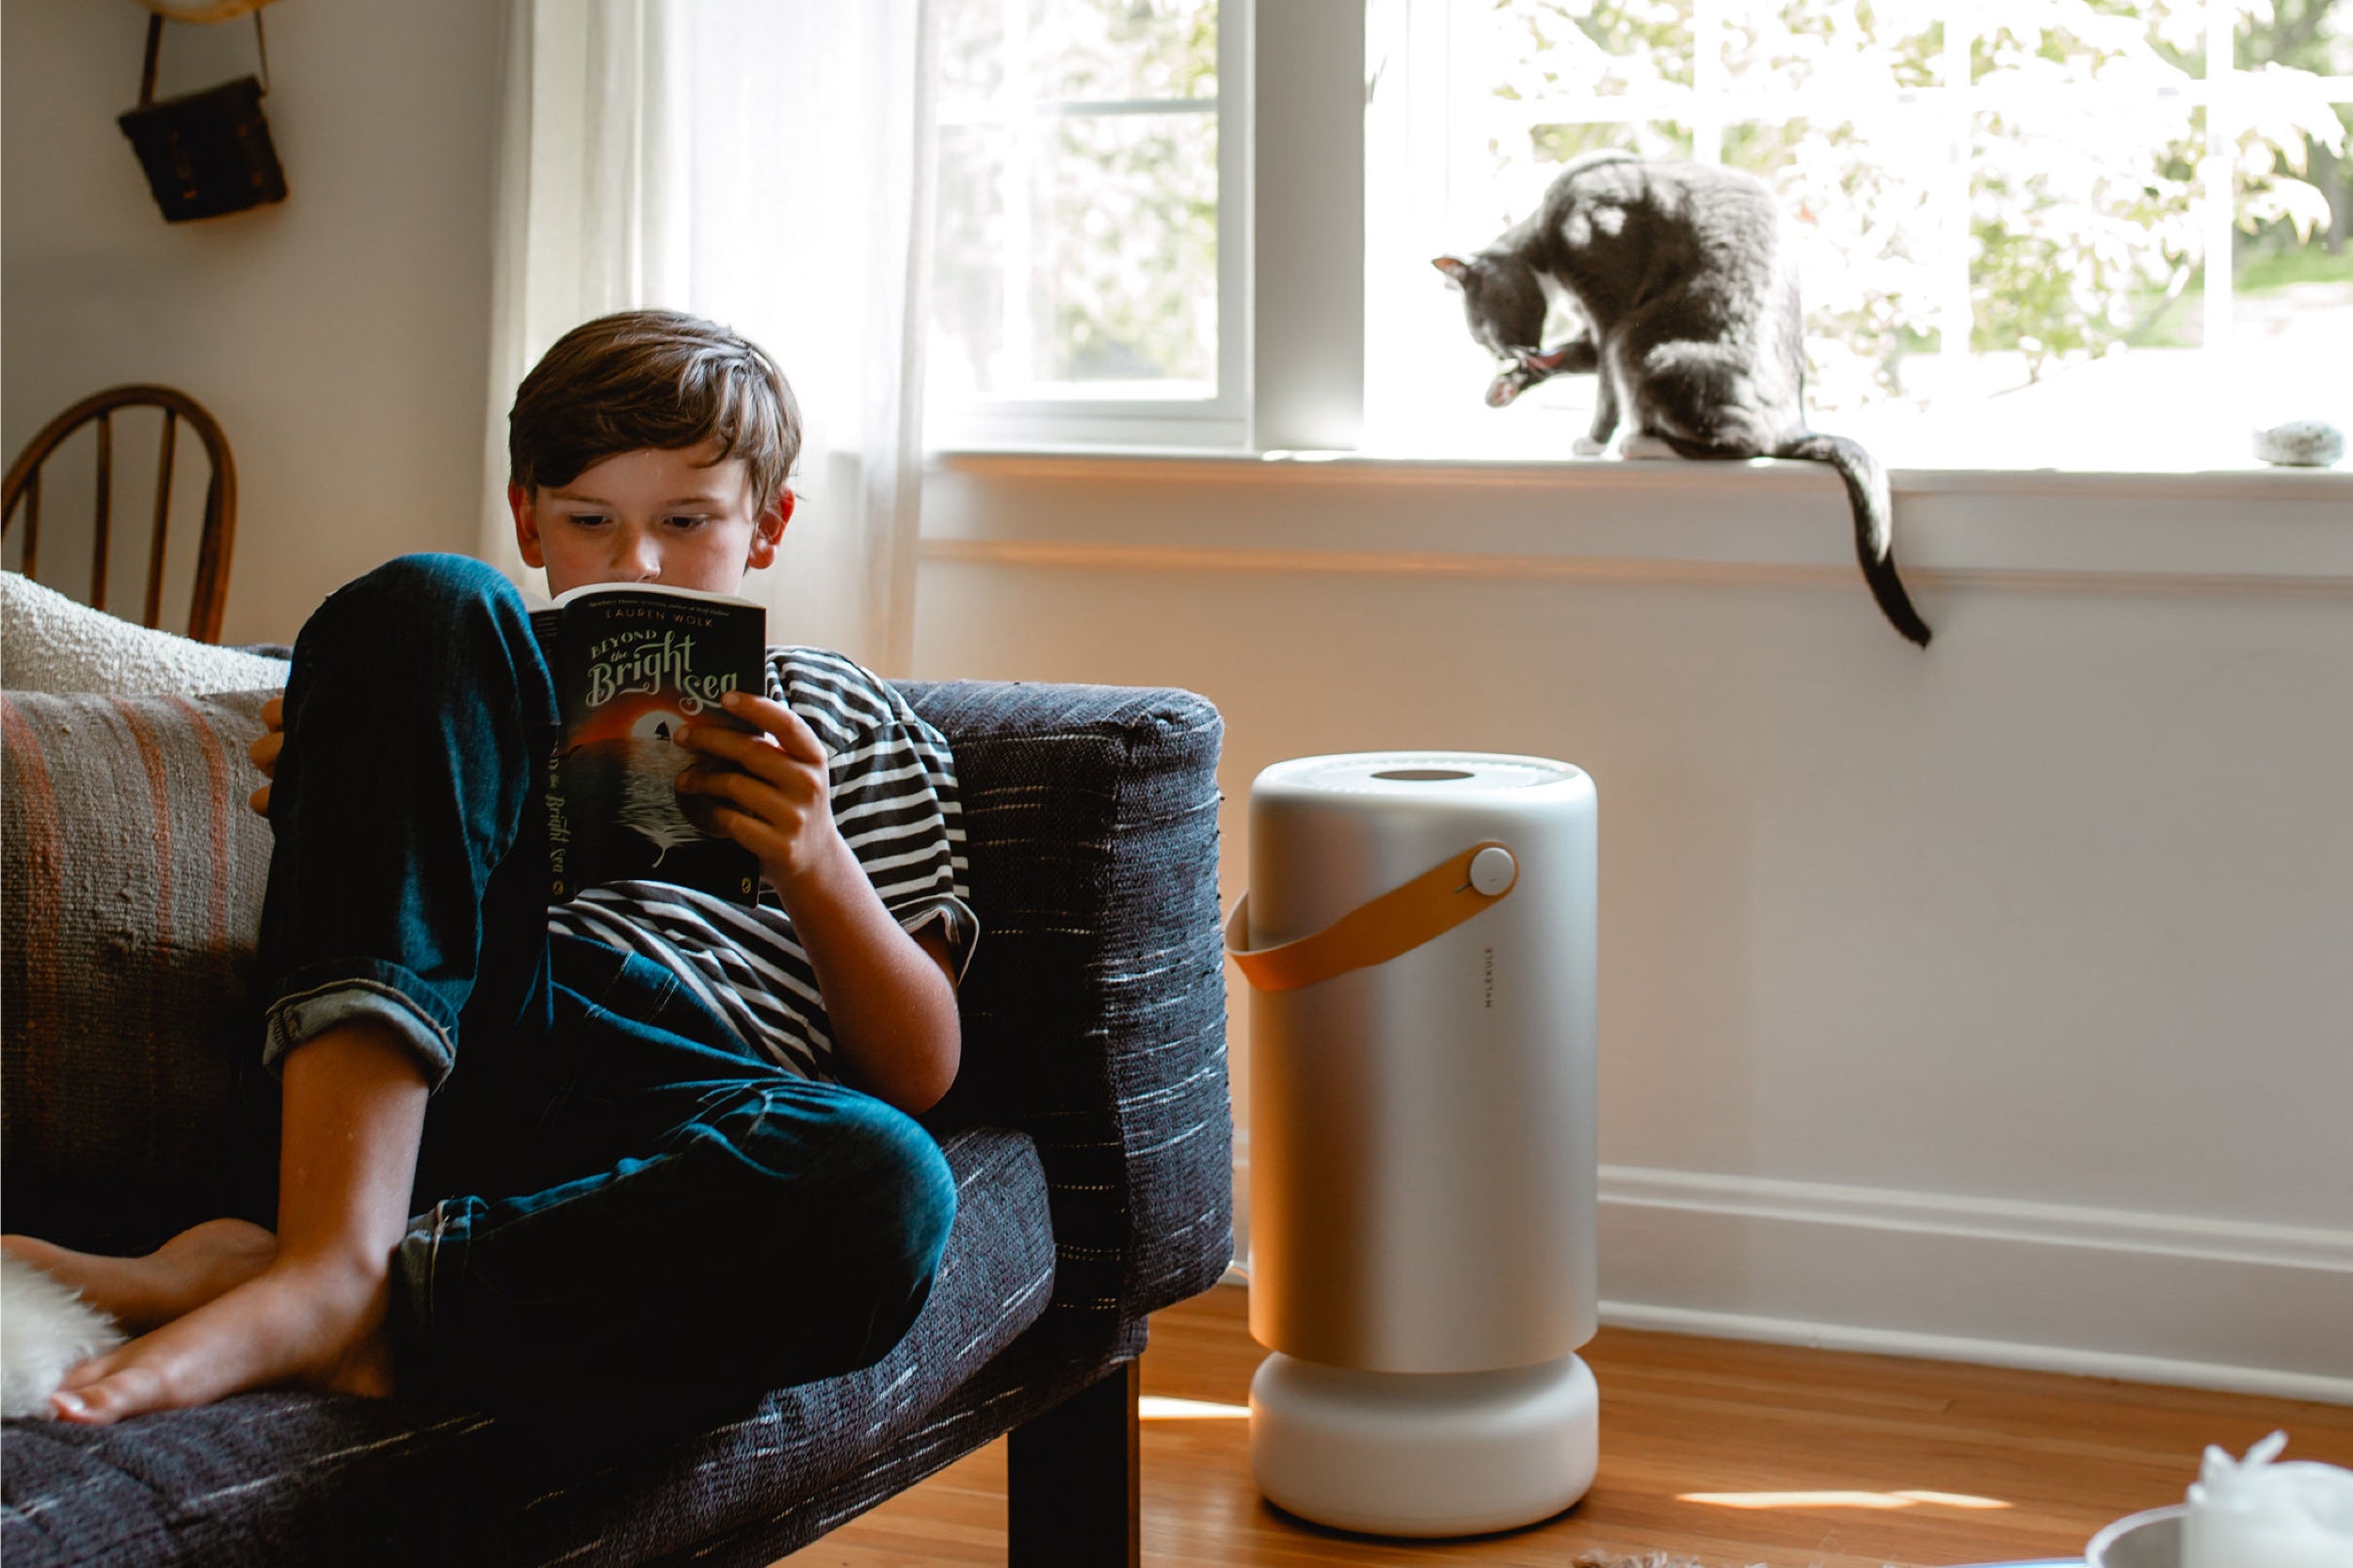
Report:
390,1199,455,1402
263,969,459,1092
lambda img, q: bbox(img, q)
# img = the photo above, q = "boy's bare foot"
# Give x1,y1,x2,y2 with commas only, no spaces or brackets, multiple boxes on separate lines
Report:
1,1220,279,1335
47,1256,396,1425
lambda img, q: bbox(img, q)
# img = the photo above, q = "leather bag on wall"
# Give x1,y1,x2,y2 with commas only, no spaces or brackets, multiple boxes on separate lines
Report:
117,11,288,223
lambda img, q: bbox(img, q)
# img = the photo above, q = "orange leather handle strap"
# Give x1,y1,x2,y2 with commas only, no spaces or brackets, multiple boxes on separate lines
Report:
1225,840,1517,993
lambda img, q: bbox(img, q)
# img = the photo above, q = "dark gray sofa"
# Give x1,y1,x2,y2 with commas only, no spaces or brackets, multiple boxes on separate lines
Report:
0,678,1232,1567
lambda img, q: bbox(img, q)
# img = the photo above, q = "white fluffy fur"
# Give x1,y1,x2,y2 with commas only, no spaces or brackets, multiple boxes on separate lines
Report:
0,569,288,695
2,1253,124,1419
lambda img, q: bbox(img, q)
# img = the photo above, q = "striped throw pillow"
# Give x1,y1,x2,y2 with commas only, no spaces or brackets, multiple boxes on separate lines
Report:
1,689,279,1249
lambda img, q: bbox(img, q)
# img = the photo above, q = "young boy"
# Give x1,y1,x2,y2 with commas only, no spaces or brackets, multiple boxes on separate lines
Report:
8,311,971,1428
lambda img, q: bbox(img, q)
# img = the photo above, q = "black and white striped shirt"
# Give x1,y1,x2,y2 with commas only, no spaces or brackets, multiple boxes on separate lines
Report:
546,647,975,1082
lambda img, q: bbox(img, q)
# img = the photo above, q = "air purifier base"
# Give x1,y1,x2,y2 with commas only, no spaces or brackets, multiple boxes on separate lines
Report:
1248,1351,1599,1538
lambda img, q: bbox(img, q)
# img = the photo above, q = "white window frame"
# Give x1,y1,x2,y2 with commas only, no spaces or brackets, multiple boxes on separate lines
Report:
934,0,2350,466
928,0,1254,451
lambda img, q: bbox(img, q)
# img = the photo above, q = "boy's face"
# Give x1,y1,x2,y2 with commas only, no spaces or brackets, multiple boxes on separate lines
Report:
510,440,792,600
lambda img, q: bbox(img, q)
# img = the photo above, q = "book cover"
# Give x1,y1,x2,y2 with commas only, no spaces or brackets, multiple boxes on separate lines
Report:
528,582,767,904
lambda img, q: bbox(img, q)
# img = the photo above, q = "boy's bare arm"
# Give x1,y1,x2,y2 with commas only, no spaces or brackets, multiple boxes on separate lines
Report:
764,837,962,1113
674,692,961,1114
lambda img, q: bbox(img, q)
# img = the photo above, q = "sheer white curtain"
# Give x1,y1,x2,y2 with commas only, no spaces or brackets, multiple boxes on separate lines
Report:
479,0,937,674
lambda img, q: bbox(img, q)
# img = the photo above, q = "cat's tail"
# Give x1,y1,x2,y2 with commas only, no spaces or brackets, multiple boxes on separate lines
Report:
1774,431,1932,648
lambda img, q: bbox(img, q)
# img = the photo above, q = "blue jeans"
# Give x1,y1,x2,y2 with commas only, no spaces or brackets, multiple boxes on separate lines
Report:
253,554,955,1424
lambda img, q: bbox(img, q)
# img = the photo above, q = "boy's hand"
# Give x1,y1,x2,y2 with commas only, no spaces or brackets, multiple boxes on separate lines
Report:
680,690,960,1112
673,691,841,888
247,695,286,817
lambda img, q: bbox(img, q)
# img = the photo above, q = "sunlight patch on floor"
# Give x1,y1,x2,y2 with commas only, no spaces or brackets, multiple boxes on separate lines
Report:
1138,1396,1251,1419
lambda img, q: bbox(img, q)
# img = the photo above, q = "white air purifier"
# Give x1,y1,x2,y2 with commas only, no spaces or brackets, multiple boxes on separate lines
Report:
1228,751,1599,1538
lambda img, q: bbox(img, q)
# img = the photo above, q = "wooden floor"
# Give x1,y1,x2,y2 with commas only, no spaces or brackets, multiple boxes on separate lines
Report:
790,1285,2353,1567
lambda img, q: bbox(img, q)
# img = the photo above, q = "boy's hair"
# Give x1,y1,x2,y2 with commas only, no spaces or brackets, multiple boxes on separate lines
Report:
508,310,802,515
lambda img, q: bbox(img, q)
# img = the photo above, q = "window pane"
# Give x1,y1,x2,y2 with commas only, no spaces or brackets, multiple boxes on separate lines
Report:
934,123,1011,401
941,0,1218,104
1527,119,1695,162
1031,0,1217,102
931,0,1222,408
1469,120,1693,242
1720,0,1944,92
2228,1,2352,423
1971,102,2205,363
934,112,1218,398
1723,115,1948,405
940,0,1009,103
1970,0,2204,85
2233,104,2353,426
1468,0,1698,232
1039,112,1219,387
2239,0,2353,73
1482,0,1697,100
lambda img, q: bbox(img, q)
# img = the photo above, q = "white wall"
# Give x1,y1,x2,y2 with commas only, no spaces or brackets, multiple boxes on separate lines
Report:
3,0,504,646
919,453,2353,1400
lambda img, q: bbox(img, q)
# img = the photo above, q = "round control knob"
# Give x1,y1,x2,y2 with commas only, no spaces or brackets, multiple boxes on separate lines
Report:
1469,844,1518,896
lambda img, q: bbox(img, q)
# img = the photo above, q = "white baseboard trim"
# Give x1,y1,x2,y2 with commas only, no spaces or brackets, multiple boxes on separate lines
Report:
1599,1165,2353,1273
1214,1166,2353,1404
1595,1165,2353,1405
1596,1301,2353,1406
1213,1276,2353,1404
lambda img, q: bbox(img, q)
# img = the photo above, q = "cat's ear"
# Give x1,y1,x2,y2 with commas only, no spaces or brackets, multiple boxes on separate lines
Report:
1433,255,1473,288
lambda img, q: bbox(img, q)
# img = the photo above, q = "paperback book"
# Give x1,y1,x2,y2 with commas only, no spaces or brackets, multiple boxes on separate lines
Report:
525,582,767,904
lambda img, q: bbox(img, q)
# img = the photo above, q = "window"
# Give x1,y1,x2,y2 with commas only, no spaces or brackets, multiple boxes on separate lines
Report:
1367,0,2353,468
930,0,1246,447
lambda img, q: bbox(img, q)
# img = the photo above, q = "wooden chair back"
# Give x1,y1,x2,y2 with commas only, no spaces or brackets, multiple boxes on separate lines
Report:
2,385,238,643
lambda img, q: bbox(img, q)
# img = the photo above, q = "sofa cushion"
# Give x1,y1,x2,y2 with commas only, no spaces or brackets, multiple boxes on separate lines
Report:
0,1126,1055,1568
0,689,279,1248
644,1304,1143,1567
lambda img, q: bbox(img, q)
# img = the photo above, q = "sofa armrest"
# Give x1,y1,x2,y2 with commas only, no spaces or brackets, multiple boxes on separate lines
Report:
895,680,1232,1331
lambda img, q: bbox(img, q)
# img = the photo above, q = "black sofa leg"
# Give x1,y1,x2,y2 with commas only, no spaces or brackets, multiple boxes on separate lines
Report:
1007,1358,1140,1567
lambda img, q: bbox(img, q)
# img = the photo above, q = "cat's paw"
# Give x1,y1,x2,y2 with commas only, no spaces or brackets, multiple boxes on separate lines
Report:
1572,436,1607,456
1618,433,1680,460
1485,371,1532,408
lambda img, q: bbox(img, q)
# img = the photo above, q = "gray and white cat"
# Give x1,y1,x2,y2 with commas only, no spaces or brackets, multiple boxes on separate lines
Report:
1436,152,1932,647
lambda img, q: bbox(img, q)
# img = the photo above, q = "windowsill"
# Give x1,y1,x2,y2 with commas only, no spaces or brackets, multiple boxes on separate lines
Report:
922,448,2353,590
935,443,2353,491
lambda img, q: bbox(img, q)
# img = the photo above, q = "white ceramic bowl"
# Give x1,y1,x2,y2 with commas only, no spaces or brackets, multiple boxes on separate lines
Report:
2087,1503,2185,1568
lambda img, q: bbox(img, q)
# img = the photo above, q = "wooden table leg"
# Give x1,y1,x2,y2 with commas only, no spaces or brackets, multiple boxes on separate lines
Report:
1007,1358,1140,1568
